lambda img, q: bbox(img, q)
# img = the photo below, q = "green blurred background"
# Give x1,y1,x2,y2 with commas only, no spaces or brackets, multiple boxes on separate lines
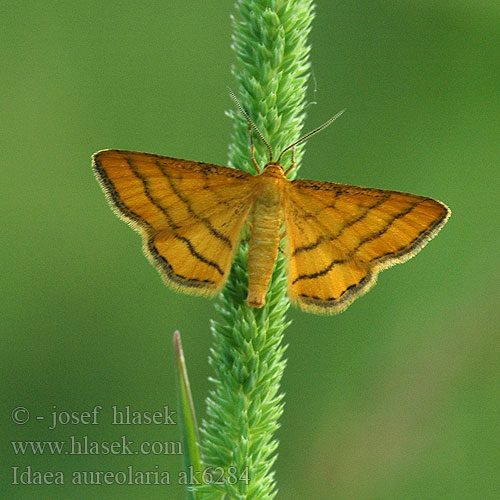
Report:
2,1,499,499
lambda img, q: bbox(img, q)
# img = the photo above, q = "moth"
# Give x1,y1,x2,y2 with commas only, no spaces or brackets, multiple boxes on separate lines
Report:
92,108,450,314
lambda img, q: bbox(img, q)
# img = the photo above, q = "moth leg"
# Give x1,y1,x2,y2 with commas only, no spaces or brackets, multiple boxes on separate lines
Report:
284,147,296,176
248,126,262,174
238,221,253,245
278,226,286,254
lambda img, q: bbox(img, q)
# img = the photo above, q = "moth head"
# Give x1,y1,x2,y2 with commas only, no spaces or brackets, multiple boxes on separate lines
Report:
263,161,286,177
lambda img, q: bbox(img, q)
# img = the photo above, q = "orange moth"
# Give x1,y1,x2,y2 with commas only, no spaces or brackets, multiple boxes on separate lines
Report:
92,106,449,314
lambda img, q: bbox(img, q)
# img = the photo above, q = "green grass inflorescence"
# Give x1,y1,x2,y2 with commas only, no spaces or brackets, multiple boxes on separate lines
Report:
197,1,315,499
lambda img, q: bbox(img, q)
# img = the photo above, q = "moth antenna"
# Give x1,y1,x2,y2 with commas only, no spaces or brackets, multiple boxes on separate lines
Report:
277,108,346,164
228,88,274,162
